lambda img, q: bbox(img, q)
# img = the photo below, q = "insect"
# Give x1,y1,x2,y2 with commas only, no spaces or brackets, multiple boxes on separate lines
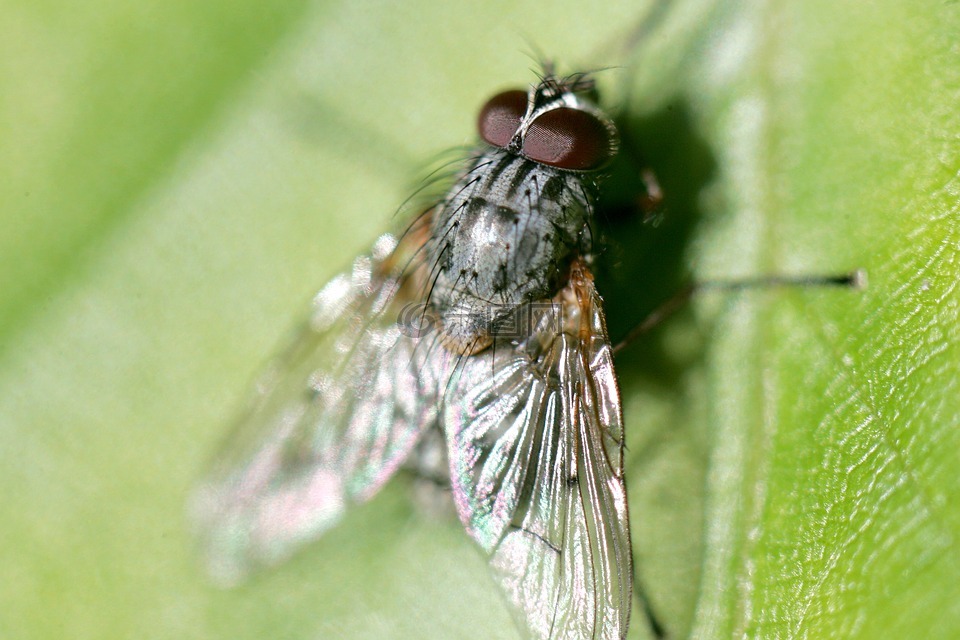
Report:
192,67,645,640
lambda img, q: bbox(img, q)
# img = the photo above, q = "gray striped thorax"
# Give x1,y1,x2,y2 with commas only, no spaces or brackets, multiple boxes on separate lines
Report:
428,146,597,353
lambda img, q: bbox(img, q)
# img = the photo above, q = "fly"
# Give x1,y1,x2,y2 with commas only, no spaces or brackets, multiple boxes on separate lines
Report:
192,66,648,640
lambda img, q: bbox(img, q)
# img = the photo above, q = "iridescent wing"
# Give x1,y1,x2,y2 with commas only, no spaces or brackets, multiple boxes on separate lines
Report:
444,261,632,640
191,219,453,585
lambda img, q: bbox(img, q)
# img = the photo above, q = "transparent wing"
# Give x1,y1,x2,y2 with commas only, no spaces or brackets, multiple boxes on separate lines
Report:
191,222,451,585
444,263,632,640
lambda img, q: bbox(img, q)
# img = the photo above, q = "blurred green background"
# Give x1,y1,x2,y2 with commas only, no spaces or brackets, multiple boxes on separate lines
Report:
2,0,959,638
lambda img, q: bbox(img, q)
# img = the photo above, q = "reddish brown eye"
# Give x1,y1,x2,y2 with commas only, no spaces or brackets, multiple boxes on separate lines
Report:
521,107,615,170
477,89,528,148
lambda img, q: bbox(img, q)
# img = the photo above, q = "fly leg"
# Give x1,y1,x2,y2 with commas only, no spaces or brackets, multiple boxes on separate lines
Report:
402,424,455,520
613,269,866,354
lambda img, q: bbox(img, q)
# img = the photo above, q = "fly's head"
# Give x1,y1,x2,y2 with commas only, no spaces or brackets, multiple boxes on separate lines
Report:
476,70,619,172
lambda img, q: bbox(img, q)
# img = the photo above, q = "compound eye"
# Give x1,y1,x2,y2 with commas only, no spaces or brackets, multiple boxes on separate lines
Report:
477,89,528,148
521,107,615,170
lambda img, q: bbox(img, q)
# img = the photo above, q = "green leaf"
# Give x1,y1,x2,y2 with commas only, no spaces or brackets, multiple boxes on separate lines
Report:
2,1,958,639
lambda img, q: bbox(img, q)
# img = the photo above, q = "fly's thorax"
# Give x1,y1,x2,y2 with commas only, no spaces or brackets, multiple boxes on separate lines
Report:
427,147,598,353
